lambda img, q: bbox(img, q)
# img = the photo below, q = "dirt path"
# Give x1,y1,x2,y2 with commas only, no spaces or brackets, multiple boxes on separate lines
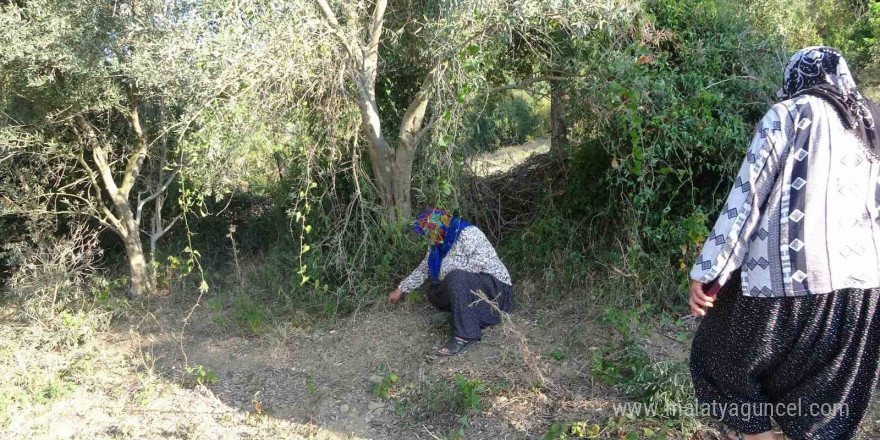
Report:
5,294,880,440
3,295,623,440
469,138,551,177
141,299,616,439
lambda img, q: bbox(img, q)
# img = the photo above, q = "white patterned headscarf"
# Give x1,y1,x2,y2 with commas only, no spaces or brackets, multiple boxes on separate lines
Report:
778,46,877,152
778,46,858,98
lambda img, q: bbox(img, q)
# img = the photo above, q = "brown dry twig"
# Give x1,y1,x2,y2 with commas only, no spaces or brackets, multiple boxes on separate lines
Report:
465,152,568,243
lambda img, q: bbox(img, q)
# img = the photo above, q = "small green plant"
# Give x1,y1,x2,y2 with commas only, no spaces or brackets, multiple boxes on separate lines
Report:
372,372,400,400
185,365,219,386
407,290,425,304
544,423,567,440
550,347,566,361
591,310,698,431
619,360,696,418
544,417,681,440
32,376,76,405
307,370,316,394
568,422,602,438
389,375,497,431
488,380,511,395
233,300,267,336
135,383,158,406
0,391,14,428
452,374,486,413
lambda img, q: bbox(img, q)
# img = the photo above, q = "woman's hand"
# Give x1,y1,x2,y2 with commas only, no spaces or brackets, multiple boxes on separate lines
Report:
388,288,403,304
689,280,714,316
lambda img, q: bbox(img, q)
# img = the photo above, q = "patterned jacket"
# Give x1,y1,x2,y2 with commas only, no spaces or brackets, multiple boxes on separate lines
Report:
398,226,512,293
691,95,880,297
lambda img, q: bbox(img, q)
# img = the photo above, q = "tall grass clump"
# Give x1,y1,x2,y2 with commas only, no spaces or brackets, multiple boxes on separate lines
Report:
3,225,123,346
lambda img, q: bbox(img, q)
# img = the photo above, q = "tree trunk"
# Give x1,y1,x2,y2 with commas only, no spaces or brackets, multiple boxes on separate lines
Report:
549,82,569,159
392,139,415,220
318,0,411,222
355,93,397,220
146,105,170,284
148,188,164,278
121,221,153,298
75,88,163,298
388,66,440,222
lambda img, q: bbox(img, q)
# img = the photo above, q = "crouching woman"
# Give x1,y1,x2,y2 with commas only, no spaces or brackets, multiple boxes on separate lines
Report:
388,209,513,356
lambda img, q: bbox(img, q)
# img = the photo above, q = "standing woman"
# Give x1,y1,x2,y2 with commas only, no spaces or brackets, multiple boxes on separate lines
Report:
688,47,880,440
388,208,513,356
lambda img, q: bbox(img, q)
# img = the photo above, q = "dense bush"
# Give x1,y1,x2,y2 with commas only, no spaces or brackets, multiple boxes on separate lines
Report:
563,0,782,282
747,0,879,95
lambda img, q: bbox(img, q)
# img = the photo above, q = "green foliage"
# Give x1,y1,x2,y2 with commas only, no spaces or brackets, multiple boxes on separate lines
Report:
185,365,219,386
391,374,491,432
452,374,487,413
590,308,696,426
2,0,870,333
461,91,550,154
372,372,401,400
499,215,593,292
0,324,96,429
544,422,568,439
591,308,653,388
561,139,613,217
3,226,120,347
746,0,879,94
558,0,783,304
619,359,696,417
543,416,687,440
231,300,268,337
307,373,316,395
845,2,880,96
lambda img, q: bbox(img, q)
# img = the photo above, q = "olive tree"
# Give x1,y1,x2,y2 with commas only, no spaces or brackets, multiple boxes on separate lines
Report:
0,0,216,297
312,0,637,221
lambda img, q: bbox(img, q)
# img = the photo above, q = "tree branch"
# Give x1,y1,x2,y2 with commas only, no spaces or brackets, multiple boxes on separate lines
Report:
74,115,124,207
160,213,182,236
121,82,148,199
315,0,340,28
315,0,362,66
367,0,387,52
135,166,179,225
399,62,447,150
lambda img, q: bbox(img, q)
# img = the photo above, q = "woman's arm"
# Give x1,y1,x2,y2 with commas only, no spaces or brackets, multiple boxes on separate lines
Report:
397,251,430,293
690,103,793,286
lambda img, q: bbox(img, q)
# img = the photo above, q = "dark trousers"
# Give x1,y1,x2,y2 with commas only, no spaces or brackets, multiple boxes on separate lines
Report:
426,270,513,340
690,270,880,439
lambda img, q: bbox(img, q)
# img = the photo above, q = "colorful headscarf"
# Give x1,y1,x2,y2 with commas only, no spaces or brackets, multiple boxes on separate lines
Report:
413,208,473,281
778,46,878,154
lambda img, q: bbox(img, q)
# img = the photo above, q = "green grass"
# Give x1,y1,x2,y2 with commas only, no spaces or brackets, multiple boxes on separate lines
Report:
185,365,219,386
391,374,492,432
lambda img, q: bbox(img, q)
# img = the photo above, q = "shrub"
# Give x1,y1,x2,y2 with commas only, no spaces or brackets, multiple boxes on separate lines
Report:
561,0,783,303
4,225,116,347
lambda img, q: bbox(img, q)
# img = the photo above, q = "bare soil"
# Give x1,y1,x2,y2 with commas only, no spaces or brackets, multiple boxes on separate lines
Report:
4,292,880,440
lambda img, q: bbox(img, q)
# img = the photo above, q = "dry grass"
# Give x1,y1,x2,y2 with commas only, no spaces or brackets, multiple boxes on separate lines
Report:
3,289,880,440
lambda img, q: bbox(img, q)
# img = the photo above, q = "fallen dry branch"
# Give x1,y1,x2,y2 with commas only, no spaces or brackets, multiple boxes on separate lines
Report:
465,152,568,243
